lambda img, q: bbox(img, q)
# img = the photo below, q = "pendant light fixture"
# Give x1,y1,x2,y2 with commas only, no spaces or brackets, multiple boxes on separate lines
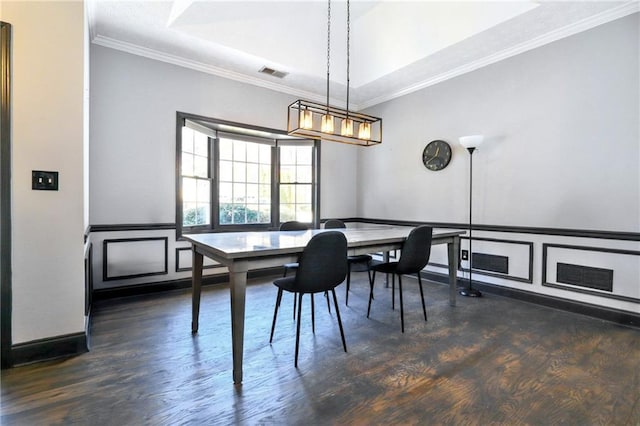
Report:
287,0,382,146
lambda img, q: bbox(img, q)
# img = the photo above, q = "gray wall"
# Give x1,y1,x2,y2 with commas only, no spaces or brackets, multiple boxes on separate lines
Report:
358,14,639,312
89,45,358,288
359,13,639,231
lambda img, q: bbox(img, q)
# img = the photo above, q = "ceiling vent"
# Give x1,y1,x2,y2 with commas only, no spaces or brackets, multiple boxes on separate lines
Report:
259,66,288,79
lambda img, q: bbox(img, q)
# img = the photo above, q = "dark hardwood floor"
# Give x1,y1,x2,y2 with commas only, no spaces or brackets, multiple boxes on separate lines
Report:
2,273,639,425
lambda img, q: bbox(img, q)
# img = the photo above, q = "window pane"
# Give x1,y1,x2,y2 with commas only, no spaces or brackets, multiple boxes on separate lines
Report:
196,203,211,225
233,161,246,182
259,205,271,223
182,127,194,154
183,177,197,202
182,154,194,177
280,146,296,165
296,204,312,223
246,184,259,204
259,184,270,204
219,182,232,203
183,203,197,226
194,132,208,156
296,165,312,183
246,163,259,183
280,166,295,183
233,141,246,161
246,144,259,163
280,204,295,223
296,184,311,204
220,138,233,160
194,155,208,178
280,185,295,204
233,204,246,224
197,180,210,203
259,164,271,184
219,204,232,224
297,147,312,165
219,160,233,181
260,144,271,163
246,204,259,223
233,183,246,203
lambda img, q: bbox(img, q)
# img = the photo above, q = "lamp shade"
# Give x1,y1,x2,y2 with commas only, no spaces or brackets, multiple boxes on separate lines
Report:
459,135,484,149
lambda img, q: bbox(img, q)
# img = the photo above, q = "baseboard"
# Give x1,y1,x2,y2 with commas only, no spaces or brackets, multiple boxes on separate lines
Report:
11,332,89,366
92,267,282,301
421,271,640,328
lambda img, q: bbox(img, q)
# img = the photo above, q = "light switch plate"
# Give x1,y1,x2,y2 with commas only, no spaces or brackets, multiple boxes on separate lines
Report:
32,170,59,190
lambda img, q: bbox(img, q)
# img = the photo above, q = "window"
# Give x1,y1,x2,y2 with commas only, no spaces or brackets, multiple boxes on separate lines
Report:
176,113,319,237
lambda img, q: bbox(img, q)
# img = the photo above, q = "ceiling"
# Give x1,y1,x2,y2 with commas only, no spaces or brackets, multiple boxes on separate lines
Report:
87,1,638,110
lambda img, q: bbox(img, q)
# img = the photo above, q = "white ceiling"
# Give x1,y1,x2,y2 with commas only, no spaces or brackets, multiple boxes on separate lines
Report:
88,0,638,110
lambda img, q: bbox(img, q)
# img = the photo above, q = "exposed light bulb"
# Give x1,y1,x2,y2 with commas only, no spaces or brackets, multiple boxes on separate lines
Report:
321,114,335,133
358,122,371,140
299,110,313,130
341,118,353,137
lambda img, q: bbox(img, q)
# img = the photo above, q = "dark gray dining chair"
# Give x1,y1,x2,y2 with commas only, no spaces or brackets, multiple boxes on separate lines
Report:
270,231,349,367
280,221,309,276
367,226,433,333
279,221,312,318
324,219,373,305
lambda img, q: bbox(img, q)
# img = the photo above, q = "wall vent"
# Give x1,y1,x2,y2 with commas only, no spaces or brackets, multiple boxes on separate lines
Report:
472,253,509,274
556,263,613,292
259,66,288,79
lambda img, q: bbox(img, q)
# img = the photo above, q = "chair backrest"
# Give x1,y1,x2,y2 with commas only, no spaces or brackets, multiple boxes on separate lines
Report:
280,221,309,231
324,219,346,229
295,231,348,294
396,226,433,274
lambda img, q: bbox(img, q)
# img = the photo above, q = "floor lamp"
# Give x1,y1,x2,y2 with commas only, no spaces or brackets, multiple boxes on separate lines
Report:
459,135,484,297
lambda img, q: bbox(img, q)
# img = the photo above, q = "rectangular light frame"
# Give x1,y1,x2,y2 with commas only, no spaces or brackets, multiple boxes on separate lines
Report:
287,99,382,146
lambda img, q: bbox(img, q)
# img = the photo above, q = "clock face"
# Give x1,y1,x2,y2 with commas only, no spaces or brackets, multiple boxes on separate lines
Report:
422,140,452,171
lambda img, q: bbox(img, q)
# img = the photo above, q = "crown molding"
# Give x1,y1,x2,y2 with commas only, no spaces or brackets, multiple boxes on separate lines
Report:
90,2,637,112
359,2,640,110
91,35,332,105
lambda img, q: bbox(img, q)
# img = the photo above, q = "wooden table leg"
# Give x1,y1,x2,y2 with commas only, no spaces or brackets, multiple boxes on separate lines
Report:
447,237,460,307
191,248,204,333
229,260,248,384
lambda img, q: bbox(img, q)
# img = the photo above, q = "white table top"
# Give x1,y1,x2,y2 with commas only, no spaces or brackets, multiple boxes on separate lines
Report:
183,226,462,260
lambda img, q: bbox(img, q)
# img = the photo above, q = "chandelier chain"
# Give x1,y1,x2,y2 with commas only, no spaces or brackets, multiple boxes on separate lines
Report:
326,0,331,112
346,0,350,117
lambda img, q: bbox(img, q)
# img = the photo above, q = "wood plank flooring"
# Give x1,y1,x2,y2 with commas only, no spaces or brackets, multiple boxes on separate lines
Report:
2,273,639,425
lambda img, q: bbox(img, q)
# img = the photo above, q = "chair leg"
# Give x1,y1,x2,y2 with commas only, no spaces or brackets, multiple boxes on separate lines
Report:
293,293,297,320
270,288,283,343
345,263,352,306
392,274,396,310
398,275,405,333
311,293,315,334
331,289,347,353
295,292,303,367
367,270,376,318
366,261,373,300
418,273,427,321
325,291,331,313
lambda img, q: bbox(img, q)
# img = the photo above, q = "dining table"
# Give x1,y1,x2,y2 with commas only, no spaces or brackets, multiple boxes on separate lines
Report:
183,225,464,384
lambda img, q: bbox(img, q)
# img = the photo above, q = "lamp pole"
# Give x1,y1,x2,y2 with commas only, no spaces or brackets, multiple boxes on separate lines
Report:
459,136,483,297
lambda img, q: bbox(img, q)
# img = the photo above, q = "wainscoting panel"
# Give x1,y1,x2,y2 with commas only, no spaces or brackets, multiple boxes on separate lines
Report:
543,243,640,303
103,237,168,281
459,237,533,283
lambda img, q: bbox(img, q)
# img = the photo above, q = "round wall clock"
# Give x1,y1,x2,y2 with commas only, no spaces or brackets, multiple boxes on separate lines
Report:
422,140,452,171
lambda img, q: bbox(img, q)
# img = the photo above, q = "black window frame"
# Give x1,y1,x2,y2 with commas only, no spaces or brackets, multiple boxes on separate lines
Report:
176,112,320,239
